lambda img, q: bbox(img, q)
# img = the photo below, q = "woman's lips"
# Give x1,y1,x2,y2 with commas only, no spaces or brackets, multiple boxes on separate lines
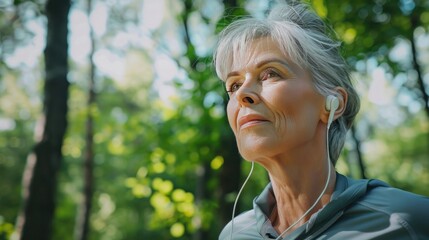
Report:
238,114,269,129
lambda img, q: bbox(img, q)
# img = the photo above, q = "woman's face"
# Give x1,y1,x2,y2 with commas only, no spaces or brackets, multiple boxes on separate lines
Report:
225,37,325,162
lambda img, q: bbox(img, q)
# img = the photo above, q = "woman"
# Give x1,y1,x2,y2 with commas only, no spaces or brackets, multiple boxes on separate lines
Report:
214,2,429,240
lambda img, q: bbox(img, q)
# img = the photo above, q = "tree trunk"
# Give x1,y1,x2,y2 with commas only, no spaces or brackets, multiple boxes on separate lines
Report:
74,0,96,239
351,125,366,179
193,162,212,240
218,130,242,226
15,0,71,239
410,16,429,120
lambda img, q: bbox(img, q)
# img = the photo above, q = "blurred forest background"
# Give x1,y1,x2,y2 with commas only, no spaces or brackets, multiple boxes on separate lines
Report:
0,0,428,239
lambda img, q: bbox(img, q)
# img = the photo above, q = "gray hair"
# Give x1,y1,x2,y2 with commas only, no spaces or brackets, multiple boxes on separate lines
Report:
213,2,360,164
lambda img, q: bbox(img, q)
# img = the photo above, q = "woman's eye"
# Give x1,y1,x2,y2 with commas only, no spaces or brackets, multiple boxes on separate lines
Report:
261,69,280,80
227,83,241,93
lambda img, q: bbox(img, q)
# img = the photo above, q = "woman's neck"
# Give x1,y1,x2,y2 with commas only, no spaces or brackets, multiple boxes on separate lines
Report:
249,122,336,235
268,159,336,235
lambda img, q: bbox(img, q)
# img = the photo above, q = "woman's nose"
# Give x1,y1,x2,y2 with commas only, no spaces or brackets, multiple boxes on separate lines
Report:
235,80,259,105
243,96,254,104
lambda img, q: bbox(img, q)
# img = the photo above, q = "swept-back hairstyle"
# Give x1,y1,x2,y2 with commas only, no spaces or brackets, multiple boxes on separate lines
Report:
213,1,360,164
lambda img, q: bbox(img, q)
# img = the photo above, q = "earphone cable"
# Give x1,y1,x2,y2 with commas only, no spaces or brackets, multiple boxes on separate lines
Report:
229,161,255,240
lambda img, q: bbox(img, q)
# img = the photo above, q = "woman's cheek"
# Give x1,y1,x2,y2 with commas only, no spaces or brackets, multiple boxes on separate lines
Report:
226,100,238,132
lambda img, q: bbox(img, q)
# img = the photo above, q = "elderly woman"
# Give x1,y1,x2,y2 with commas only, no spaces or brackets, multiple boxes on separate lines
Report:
214,2,429,240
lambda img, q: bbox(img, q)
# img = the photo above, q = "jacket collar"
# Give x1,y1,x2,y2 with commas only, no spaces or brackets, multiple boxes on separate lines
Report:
252,173,381,239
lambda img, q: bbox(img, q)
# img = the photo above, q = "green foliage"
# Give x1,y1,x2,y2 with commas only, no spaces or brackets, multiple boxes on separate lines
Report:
0,62,41,236
0,219,14,240
365,114,429,196
0,0,428,240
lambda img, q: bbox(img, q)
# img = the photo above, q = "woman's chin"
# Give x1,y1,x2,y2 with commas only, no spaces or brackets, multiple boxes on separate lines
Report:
238,139,278,161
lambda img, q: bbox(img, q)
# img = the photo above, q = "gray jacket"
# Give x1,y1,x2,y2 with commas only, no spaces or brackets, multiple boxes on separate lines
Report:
219,173,429,239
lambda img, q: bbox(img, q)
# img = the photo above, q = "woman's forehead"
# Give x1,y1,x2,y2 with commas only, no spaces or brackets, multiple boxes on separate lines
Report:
230,38,288,70
227,37,306,75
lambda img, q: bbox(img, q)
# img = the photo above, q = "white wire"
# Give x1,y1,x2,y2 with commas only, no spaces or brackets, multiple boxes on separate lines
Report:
229,161,255,240
274,123,333,240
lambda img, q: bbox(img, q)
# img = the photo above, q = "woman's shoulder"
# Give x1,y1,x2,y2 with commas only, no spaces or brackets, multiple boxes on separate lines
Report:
332,177,429,238
354,180,429,237
341,175,429,217
364,180,429,215
218,210,260,240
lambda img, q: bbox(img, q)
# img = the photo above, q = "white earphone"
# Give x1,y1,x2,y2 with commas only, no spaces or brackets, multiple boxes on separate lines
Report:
325,95,339,129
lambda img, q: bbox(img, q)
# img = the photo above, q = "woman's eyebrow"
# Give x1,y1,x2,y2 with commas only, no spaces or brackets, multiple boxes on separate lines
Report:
226,58,293,81
226,71,240,79
256,58,292,70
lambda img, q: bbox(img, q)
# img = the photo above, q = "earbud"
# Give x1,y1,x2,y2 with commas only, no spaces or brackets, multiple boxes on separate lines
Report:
325,95,339,111
325,95,339,129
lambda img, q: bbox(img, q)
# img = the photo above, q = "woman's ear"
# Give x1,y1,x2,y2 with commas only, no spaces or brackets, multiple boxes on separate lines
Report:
320,87,348,124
